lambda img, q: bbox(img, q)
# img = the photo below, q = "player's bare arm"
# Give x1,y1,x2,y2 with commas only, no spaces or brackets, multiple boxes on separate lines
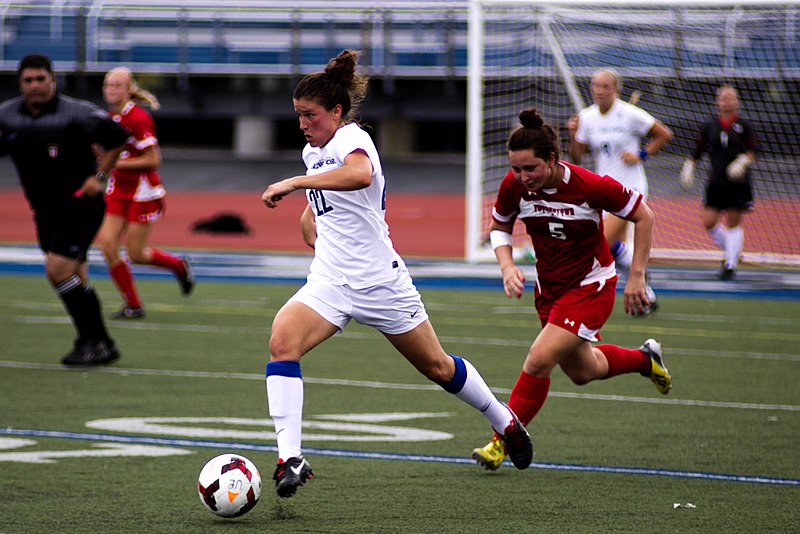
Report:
114,144,162,170
261,176,299,208
566,115,587,164
300,204,316,249
620,120,673,165
623,201,655,315
79,144,125,197
263,150,373,208
490,220,525,299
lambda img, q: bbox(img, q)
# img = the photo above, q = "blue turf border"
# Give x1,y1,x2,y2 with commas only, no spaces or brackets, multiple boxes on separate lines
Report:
1,261,799,299
2,427,798,487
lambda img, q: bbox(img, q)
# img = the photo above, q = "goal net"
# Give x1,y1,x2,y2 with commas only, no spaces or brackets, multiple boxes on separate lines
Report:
466,0,800,268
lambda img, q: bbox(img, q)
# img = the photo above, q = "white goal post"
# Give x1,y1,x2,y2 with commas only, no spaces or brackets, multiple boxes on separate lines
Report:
466,0,800,267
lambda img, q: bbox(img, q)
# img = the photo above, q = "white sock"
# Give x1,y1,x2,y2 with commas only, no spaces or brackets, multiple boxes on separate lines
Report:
267,374,304,461
707,223,728,251
449,357,513,432
612,241,634,273
725,226,744,269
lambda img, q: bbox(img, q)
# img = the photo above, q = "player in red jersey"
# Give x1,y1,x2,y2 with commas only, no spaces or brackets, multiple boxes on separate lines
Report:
471,108,672,470
96,67,194,319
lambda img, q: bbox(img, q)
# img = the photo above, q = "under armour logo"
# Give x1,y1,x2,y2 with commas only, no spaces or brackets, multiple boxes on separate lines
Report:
564,318,575,327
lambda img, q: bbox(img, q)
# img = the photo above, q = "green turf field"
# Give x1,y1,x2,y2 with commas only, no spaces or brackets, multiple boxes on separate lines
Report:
1,274,798,533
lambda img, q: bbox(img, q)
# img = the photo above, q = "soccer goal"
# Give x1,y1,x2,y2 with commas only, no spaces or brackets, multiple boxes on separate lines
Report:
466,0,800,267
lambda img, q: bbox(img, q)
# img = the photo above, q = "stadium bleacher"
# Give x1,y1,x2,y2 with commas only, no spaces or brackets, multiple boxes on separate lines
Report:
1,1,798,76
1,1,796,157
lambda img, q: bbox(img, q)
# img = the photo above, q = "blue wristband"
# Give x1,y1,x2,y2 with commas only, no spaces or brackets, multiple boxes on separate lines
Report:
639,149,649,161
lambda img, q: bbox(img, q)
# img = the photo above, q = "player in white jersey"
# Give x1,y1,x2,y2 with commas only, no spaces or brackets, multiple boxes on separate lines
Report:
260,50,532,498
567,69,672,316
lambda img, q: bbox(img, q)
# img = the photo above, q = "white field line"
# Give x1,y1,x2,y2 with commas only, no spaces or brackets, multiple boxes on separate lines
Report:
1,360,797,412
11,314,800,362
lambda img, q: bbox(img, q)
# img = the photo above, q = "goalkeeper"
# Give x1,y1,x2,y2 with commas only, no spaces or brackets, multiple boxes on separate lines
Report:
679,85,757,280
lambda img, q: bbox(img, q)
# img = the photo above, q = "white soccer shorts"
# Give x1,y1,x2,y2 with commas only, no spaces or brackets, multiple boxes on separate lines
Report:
289,269,429,335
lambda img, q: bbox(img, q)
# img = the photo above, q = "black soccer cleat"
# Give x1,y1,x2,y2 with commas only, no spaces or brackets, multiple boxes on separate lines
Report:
178,257,195,295
719,267,736,280
111,305,145,319
61,340,121,366
719,260,736,281
273,456,314,498
496,407,533,470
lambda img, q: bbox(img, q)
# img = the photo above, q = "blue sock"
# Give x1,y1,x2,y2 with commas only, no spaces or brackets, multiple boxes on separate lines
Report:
266,360,302,378
443,355,467,394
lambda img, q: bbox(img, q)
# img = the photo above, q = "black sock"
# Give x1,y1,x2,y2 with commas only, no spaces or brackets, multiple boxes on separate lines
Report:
55,276,112,345
82,282,112,344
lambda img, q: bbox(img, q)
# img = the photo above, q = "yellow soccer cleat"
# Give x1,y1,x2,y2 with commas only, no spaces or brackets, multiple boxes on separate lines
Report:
471,435,506,471
640,338,671,394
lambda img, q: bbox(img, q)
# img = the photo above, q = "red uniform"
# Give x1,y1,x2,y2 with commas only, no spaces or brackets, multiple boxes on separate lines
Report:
492,161,643,340
105,102,165,223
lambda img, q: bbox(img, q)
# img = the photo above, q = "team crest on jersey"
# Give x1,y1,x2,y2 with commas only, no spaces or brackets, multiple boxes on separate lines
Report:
48,144,58,158
732,123,743,134
311,157,336,170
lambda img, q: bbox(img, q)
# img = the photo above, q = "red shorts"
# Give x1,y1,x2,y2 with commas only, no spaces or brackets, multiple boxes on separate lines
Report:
535,276,617,342
105,196,165,224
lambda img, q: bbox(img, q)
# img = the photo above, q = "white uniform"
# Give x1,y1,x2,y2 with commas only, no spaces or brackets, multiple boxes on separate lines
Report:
575,98,655,198
290,122,427,334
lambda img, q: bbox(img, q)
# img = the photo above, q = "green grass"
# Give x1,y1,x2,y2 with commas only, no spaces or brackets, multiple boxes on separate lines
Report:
1,274,798,533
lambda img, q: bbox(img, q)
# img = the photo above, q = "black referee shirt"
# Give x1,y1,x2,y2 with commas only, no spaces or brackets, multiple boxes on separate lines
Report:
0,93,128,211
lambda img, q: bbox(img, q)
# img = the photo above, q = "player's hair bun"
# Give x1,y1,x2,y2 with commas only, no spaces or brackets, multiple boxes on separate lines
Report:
519,108,544,129
325,50,359,88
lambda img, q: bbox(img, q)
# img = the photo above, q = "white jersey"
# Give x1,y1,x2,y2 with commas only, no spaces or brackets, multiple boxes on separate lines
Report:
575,98,655,197
301,122,405,289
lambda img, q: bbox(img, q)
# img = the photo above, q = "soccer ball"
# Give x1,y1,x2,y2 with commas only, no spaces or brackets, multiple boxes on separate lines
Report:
197,454,262,518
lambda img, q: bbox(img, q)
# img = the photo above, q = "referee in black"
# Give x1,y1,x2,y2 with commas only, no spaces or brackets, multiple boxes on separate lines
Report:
0,54,129,365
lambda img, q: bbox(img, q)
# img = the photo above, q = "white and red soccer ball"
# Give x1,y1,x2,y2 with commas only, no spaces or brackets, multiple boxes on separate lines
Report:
197,454,262,518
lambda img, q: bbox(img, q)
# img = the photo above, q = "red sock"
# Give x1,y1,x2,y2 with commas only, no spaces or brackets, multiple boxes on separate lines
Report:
148,248,185,275
597,344,650,378
508,371,550,428
109,260,141,308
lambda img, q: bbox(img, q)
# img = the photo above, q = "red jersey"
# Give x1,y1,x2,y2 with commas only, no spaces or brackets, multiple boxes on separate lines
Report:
492,161,643,299
106,101,165,202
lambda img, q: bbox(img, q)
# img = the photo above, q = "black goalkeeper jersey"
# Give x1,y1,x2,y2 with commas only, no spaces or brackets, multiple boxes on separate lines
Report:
0,93,128,211
691,115,758,184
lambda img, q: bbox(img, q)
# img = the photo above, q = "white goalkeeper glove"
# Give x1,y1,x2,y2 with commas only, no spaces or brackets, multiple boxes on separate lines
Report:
727,153,751,182
679,159,695,191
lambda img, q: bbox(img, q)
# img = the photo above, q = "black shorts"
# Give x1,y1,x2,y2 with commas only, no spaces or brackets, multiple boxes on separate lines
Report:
704,180,754,212
34,195,105,262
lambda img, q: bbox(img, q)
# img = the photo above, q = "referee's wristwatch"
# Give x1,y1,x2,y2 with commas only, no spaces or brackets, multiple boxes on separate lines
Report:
95,171,110,184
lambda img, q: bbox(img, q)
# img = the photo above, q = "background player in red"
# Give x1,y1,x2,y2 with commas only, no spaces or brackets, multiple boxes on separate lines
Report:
471,108,672,470
96,67,194,318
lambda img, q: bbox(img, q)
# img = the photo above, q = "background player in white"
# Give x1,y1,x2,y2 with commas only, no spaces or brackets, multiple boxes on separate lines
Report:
96,67,193,319
472,108,671,471
260,49,532,498
679,85,757,280
567,69,672,315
